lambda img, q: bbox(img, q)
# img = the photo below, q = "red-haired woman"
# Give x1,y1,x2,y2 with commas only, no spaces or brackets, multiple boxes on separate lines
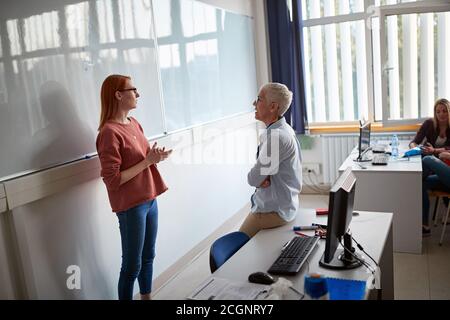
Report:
96,74,171,300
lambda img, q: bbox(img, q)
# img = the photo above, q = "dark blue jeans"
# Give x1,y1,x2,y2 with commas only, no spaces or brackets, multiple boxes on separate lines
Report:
116,199,158,300
422,156,450,226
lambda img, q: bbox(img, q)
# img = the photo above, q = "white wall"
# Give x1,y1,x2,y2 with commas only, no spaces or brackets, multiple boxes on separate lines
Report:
0,0,270,299
300,135,325,186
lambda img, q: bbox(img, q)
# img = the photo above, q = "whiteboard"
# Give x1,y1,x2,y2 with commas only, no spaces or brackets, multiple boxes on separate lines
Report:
153,0,257,132
0,0,164,179
0,0,257,180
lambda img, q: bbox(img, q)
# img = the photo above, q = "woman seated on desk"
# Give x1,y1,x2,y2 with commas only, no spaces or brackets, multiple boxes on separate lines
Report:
410,98,450,155
422,152,450,236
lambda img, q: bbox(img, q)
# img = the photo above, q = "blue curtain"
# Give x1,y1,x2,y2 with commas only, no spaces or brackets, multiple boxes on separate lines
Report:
266,0,308,134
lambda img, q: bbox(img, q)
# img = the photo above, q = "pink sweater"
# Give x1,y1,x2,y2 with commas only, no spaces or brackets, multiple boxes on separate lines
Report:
96,117,168,212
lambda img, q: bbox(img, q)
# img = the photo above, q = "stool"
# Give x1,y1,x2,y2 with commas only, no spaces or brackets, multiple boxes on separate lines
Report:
429,190,450,246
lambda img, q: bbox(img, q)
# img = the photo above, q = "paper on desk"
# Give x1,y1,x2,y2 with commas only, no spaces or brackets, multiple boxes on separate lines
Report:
187,277,271,300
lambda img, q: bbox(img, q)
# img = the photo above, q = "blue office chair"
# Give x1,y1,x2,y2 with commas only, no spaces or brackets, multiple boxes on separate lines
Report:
209,231,250,273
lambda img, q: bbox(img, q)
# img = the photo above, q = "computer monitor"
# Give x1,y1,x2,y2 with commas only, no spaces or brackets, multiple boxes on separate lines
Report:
357,120,371,162
319,167,363,270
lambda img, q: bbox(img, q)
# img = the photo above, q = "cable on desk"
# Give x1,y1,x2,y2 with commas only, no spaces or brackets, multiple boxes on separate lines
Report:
338,238,383,300
338,239,375,274
351,235,379,268
348,236,382,299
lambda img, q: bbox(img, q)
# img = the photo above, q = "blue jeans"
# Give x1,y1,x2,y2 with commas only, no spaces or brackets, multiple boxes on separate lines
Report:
116,199,158,300
422,156,450,226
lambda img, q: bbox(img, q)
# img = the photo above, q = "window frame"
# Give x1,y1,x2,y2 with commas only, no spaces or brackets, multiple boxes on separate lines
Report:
301,0,374,127
376,0,450,126
301,0,450,130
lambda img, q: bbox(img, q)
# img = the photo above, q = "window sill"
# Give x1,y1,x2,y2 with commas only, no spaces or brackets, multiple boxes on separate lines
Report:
308,123,421,135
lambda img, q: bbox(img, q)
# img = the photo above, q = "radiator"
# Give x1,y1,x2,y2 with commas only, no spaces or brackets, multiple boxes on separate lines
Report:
320,133,416,185
321,135,358,185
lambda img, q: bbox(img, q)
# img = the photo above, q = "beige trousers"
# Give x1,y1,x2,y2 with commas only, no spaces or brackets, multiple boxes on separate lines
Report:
239,211,288,238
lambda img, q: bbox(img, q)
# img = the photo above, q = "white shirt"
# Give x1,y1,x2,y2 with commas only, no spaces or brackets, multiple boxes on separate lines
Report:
247,118,303,221
435,136,447,148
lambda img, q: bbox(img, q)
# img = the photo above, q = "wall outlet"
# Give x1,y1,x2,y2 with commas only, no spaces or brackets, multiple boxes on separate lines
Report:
302,163,321,175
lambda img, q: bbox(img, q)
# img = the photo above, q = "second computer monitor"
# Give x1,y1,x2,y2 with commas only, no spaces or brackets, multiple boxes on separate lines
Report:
357,120,371,161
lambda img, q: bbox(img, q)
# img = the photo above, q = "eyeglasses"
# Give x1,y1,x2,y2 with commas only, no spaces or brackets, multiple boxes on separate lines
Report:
118,87,138,93
255,96,262,104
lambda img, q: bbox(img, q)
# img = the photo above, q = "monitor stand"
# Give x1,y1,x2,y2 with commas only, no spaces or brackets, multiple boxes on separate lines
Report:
354,147,372,162
319,233,363,270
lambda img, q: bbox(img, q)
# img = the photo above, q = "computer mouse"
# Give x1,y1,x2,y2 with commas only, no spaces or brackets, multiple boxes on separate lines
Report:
248,271,276,285
352,211,359,216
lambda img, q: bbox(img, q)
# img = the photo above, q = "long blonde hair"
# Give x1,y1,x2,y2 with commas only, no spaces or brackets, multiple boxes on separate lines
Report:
98,74,131,130
432,98,450,130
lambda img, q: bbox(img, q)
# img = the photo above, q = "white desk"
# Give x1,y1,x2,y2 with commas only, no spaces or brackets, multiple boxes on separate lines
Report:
339,142,422,254
195,210,394,300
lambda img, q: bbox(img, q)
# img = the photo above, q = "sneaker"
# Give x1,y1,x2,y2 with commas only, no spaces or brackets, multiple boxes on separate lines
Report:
422,226,431,237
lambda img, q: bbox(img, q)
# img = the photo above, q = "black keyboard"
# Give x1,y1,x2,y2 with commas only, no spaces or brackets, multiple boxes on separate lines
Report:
267,236,320,275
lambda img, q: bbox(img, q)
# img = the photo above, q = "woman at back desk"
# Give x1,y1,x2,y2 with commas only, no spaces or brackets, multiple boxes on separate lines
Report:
422,153,450,236
413,99,450,235
410,98,450,155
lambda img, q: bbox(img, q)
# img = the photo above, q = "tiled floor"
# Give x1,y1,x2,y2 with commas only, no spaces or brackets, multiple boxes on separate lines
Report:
153,194,450,300
395,223,450,300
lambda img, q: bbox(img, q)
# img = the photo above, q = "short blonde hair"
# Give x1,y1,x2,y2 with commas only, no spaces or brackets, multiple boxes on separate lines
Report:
262,83,293,117
432,98,450,129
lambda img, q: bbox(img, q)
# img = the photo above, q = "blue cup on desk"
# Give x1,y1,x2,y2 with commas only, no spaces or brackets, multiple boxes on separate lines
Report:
304,274,329,300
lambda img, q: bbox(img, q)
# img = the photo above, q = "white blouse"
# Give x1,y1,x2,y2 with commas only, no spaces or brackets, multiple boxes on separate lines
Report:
435,136,447,148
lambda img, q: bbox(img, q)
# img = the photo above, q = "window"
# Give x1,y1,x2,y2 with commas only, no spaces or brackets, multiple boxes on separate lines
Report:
303,20,368,123
301,0,450,126
376,6,450,125
302,0,365,19
301,0,369,124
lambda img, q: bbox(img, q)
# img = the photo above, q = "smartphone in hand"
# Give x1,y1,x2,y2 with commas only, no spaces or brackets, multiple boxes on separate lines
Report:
419,142,431,149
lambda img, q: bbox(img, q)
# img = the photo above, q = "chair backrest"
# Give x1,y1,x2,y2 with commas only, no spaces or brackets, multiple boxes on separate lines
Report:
209,231,250,273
